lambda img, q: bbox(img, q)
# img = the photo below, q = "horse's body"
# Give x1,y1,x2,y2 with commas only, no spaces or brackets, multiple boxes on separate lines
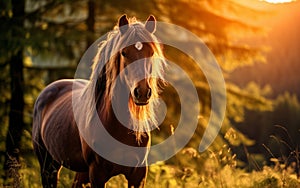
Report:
33,79,87,172
32,15,165,188
33,79,148,187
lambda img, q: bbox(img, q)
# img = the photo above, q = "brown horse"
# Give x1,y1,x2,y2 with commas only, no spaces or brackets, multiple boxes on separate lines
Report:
32,15,166,188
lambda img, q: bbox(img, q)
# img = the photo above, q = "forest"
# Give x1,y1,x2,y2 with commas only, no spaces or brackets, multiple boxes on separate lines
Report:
0,0,299,187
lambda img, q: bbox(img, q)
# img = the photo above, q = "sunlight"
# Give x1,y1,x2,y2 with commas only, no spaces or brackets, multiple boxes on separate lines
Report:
261,0,296,4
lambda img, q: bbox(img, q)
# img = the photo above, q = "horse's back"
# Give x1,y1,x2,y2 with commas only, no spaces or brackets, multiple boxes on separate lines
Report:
32,79,89,171
33,79,87,118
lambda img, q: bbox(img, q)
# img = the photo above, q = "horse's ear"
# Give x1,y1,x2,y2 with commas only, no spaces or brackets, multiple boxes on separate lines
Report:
145,15,156,33
118,14,129,35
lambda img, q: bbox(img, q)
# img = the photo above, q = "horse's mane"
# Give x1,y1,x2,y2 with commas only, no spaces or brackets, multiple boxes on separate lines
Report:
82,17,166,143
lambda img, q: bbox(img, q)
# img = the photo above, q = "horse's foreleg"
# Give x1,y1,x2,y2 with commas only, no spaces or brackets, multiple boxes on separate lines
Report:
128,178,146,188
72,172,90,188
88,161,108,188
127,167,147,188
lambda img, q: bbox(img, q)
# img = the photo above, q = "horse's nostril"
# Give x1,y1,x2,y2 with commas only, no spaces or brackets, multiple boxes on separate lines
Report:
146,88,152,99
134,88,140,99
134,87,151,101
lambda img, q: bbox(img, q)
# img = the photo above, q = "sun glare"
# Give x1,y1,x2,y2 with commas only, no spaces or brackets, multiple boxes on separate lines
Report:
262,0,296,4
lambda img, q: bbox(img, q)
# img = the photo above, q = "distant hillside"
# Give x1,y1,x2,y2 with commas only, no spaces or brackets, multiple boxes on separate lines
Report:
229,1,300,98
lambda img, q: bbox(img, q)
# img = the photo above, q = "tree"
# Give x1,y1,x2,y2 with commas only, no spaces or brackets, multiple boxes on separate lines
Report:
0,0,98,185
1,1,26,186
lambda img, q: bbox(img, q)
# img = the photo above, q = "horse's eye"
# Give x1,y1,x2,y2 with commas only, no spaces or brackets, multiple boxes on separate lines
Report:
121,51,126,57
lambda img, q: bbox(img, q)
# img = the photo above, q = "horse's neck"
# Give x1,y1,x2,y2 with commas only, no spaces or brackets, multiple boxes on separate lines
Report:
98,100,149,147
98,100,130,133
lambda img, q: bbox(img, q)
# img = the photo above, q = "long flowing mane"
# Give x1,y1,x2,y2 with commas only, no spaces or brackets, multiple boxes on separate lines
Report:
82,17,166,142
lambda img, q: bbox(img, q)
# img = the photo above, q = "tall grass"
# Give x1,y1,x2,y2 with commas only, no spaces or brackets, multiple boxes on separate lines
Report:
1,127,299,187
2,146,299,188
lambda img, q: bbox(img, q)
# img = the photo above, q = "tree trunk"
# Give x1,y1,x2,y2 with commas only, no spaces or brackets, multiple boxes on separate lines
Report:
4,0,25,186
86,0,95,47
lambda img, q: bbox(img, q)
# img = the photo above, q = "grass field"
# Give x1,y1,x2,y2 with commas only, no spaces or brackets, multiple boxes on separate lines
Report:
1,140,299,188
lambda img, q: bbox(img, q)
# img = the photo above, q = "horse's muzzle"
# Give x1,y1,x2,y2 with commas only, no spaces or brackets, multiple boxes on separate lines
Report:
133,86,151,106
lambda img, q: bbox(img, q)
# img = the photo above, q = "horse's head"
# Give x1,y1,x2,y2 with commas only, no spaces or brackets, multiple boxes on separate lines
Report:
117,15,158,106
88,14,165,138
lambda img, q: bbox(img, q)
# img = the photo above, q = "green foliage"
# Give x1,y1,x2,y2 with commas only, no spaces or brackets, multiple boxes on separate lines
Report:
225,128,255,146
1,149,299,187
